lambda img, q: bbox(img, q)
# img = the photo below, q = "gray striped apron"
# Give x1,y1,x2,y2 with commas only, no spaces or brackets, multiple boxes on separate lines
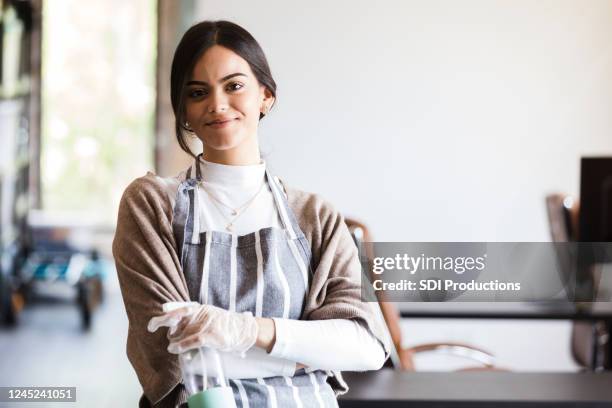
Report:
173,156,339,408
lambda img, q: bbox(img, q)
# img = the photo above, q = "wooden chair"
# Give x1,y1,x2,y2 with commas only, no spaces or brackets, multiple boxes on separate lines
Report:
344,217,497,371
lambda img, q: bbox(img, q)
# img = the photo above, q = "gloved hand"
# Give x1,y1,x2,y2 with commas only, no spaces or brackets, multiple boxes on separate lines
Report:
147,303,259,355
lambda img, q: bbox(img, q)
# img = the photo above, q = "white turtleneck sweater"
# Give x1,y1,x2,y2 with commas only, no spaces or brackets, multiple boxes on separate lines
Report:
170,158,385,379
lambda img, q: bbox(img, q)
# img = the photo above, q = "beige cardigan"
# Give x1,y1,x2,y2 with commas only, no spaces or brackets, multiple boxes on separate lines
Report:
112,172,391,407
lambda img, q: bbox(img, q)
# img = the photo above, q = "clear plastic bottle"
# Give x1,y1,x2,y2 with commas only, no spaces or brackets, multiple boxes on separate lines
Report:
179,346,237,408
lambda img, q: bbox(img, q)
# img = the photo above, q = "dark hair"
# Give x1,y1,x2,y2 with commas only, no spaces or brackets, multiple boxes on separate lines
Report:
170,20,277,158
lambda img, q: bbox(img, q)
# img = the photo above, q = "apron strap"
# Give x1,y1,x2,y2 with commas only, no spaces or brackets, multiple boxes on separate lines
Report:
195,153,203,181
188,154,203,244
185,154,203,181
266,169,300,240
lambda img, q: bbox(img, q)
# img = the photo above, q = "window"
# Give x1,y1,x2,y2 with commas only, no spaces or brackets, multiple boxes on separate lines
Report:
41,0,156,225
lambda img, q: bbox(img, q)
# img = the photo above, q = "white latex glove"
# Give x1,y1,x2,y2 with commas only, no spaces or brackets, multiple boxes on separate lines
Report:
148,303,258,355
146,301,200,336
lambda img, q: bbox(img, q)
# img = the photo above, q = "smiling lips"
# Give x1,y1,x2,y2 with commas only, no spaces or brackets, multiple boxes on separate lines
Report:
206,117,237,128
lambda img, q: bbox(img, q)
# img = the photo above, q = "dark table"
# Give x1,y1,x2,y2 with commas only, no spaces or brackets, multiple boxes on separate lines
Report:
398,301,612,320
339,369,612,407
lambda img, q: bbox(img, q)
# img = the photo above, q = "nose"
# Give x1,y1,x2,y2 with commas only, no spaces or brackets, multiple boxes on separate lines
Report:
208,88,229,113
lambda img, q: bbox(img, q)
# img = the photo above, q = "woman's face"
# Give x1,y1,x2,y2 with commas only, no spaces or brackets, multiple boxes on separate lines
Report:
184,45,273,164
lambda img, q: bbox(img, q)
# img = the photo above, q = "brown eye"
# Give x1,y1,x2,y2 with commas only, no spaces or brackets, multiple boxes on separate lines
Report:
226,82,244,92
189,89,207,98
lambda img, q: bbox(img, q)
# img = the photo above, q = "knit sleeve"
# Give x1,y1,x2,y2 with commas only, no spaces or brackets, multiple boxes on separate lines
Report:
112,174,191,406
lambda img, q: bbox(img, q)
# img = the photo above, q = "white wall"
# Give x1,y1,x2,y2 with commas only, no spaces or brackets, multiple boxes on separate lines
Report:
193,0,612,241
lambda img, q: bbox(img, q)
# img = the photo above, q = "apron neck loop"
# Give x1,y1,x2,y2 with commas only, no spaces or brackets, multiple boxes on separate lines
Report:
186,160,300,240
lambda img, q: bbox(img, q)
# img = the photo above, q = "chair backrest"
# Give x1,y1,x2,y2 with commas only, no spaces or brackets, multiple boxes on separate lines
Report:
545,193,593,368
344,217,404,369
545,194,578,241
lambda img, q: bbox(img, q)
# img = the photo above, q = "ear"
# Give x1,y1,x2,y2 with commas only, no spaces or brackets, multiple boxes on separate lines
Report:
260,86,275,112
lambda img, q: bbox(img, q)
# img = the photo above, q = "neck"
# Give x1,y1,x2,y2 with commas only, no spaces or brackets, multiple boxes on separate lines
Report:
202,136,261,166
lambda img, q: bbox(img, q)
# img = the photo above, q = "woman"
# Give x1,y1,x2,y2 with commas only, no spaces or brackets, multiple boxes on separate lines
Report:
113,20,390,408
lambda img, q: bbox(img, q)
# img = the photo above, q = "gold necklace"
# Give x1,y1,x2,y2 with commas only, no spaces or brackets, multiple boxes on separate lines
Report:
198,181,266,232
199,180,265,216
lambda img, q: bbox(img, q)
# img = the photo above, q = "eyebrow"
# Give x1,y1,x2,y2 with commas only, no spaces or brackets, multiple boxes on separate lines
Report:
186,73,247,86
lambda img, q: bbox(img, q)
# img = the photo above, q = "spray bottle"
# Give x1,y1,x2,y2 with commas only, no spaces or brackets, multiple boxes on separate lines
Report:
179,346,237,408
